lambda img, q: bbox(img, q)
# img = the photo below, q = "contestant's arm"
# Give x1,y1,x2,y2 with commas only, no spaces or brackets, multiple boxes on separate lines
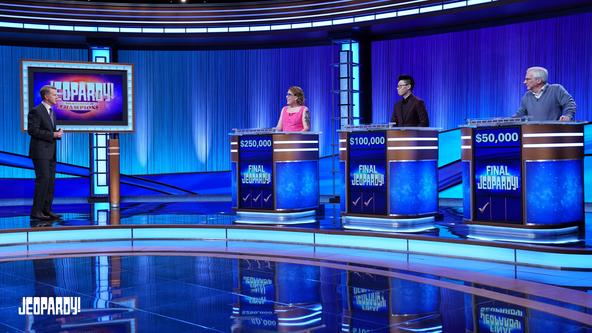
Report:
557,85,576,121
302,107,310,132
417,100,429,127
390,106,397,125
513,95,527,118
275,109,284,131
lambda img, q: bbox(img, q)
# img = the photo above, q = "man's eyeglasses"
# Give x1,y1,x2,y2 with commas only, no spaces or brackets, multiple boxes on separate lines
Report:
397,84,409,88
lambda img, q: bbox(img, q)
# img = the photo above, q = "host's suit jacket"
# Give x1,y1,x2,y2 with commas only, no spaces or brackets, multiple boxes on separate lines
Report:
28,104,57,160
390,94,429,127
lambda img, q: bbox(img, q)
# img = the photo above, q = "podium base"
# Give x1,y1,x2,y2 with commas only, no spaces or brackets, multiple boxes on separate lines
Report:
235,210,316,225
342,215,435,233
453,224,580,245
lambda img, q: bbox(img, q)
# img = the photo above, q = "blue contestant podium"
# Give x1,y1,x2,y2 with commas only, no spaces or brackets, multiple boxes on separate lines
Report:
339,125,439,231
460,119,584,239
231,129,319,223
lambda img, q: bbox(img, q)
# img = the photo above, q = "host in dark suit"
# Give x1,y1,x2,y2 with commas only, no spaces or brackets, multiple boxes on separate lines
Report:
390,75,429,127
28,85,63,220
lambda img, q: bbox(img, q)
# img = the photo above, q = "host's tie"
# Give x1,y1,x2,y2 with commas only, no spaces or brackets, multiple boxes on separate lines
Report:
49,107,55,130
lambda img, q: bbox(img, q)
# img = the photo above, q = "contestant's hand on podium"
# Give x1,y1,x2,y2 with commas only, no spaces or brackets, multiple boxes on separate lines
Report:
559,115,571,122
53,129,63,139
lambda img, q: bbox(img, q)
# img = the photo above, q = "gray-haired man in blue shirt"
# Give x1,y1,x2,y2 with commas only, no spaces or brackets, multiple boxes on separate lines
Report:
514,66,576,121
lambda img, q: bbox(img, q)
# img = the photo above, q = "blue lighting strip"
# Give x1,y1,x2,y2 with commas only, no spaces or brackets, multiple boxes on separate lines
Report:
133,227,226,239
315,233,407,252
0,0,497,34
516,250,592,269
0,232,27,245
227,229,314,244
278,317,322,327
408,239,514,262
28,228,131,243
0,224,590,269
234,219,317,225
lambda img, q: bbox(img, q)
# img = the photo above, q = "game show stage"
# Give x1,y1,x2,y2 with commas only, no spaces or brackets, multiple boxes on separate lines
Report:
0,119,591,331
1,0,592,330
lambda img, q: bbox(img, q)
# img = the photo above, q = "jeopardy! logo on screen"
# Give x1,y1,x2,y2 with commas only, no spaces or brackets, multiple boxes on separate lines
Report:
21,60,134,132
51,80,115,114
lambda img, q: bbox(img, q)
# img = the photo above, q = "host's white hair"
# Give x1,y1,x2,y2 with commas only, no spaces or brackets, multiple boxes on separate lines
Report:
527,66,548,83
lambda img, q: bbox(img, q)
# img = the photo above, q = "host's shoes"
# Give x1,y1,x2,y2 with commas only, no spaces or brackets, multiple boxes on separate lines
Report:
44,212,63,219
30,213,52,221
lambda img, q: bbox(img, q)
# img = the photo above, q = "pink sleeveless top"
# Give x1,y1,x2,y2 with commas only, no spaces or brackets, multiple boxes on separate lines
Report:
281,106,305,132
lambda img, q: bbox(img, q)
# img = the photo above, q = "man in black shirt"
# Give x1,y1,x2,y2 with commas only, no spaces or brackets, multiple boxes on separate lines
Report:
390,75,429,127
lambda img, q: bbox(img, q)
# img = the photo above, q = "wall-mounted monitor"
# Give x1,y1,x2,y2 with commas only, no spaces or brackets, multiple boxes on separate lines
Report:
21,60,134,132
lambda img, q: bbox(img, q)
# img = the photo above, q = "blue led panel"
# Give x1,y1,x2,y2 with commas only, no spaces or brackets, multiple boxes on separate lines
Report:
525,160,584,224
585,156,591,203
231,161,238,207
438,129,461,167
462,161,471,219
275,161,319,210
389,160,437,215
340,161,346,212
584,123,591,155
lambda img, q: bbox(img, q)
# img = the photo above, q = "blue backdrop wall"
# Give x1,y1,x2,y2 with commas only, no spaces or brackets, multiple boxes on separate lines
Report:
371,12,592,128
117,46,335,175
2,12,591,180
0,45,336,178
0,45,88,178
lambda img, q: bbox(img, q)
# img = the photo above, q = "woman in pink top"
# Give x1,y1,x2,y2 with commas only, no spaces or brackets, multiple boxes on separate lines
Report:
275,86,310,132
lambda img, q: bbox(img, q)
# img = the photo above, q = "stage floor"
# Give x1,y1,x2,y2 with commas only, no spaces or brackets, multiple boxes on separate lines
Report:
1,201,591,249
0,201,591,331
0,254,590,332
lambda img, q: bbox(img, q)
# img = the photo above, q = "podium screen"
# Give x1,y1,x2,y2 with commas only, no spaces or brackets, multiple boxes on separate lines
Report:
347,131,388,215
473,126,522,223
238,135,274,210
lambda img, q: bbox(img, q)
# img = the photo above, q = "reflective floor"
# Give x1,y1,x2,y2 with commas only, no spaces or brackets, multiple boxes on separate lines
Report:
0,201,590,248
0,255,590,333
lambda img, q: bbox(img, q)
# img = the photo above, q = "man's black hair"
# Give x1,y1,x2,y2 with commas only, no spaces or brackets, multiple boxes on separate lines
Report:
397,75,415,90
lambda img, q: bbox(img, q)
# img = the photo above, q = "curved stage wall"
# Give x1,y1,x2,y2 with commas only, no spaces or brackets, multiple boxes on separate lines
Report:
0,12,590,203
